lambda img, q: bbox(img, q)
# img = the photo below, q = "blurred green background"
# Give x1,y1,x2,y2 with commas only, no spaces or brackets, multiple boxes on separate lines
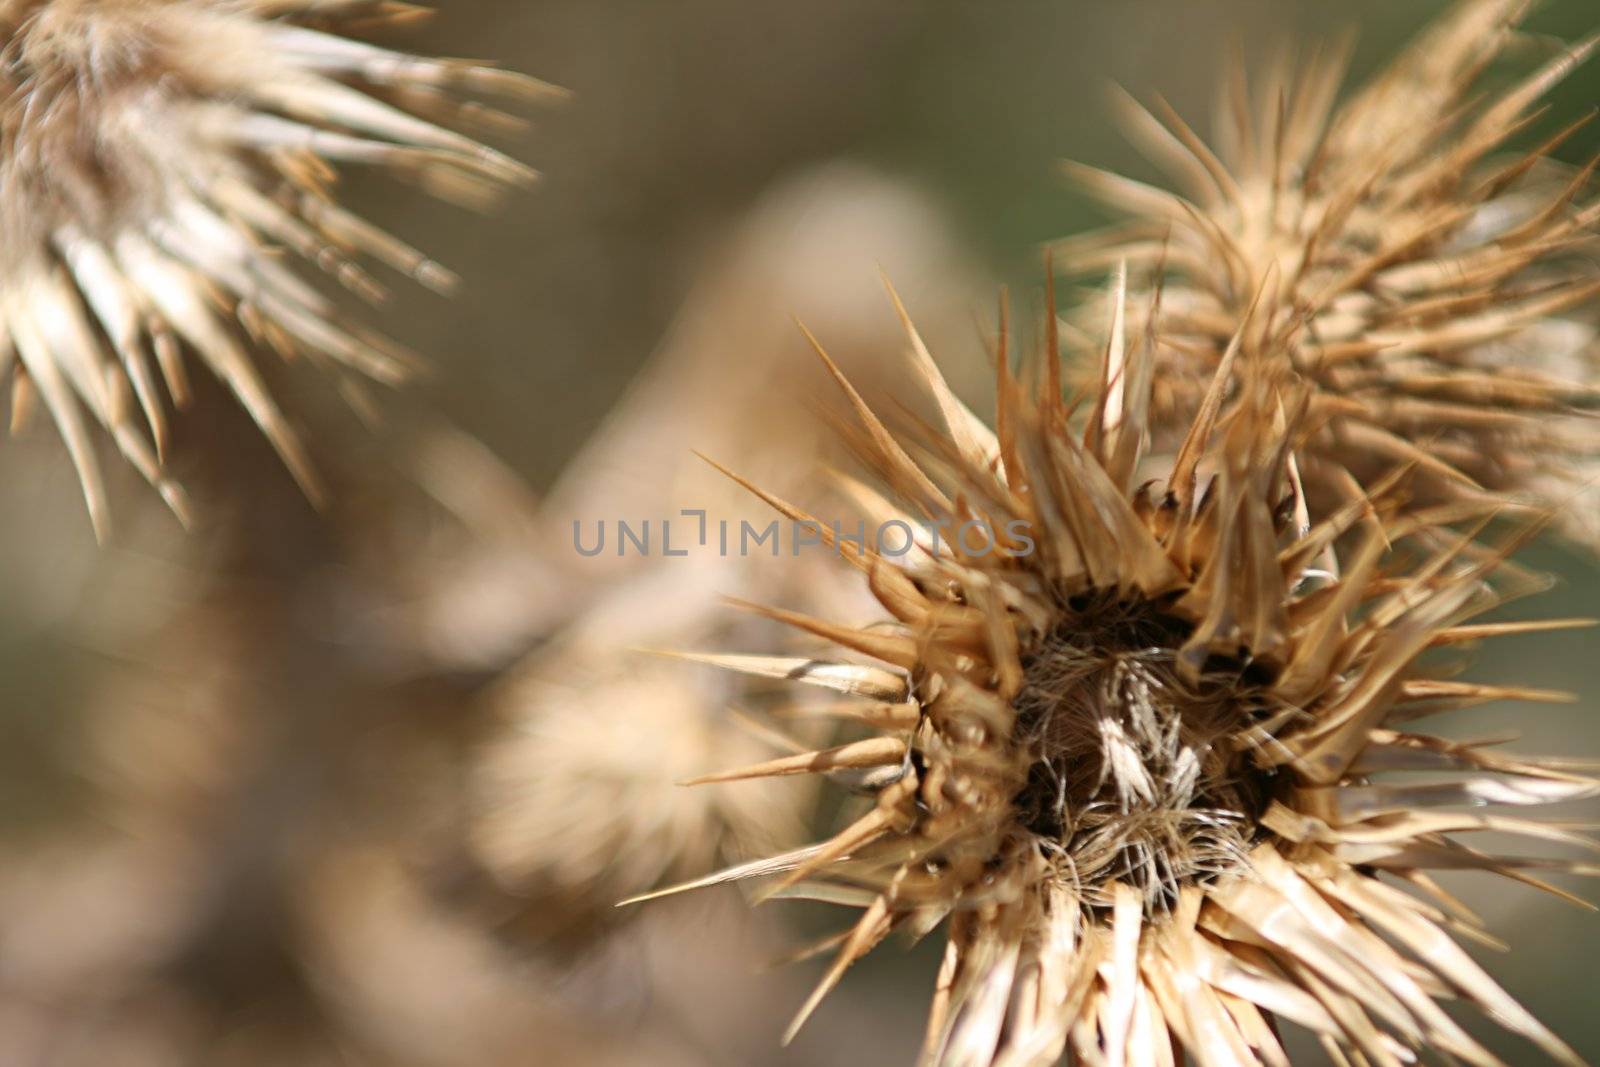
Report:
1,1,1597,1063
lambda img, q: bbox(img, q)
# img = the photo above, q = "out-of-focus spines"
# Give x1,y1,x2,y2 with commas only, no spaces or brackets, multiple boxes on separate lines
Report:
0,0,554,538
1054,0,1600,551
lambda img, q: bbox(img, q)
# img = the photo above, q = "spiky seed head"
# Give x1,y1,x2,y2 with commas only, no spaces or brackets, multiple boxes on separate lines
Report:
0,0,556,538
649,276,1599,1067
467,628,814,951
1056,0,1600,548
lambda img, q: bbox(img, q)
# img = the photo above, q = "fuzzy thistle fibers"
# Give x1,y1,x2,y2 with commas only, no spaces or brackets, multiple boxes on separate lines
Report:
1057,0,1600,548
0,0,551,536
648,282,1600,1067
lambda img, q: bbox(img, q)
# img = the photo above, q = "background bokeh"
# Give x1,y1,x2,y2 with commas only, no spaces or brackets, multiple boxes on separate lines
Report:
2,1,1598,1063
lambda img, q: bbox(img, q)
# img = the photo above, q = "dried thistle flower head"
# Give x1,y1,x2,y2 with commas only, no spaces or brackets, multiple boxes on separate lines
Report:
648,279,1599,1066
1056,0,1600,547
468,616,813,951
0,0,554,537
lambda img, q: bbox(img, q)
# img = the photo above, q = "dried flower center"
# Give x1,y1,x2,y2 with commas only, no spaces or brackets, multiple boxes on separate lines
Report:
1011,595,1274,913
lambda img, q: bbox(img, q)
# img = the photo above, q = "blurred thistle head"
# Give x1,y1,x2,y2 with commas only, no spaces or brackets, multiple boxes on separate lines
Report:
0,0,556,538
1056,0,1600,548
466,589,815,953
644,275,1599,1066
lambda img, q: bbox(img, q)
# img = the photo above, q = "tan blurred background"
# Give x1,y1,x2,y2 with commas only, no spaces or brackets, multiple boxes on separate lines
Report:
2,1,1598,1063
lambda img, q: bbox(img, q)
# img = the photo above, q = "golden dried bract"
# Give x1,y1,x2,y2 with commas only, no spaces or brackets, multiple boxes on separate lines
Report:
1056,0,1600,548
0,0,557,537
650,277,1598,1067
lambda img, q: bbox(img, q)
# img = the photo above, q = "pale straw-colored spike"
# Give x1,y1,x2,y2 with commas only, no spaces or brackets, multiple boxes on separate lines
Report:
765,883,882,910
1279,464,1403,583
1173,199,1252,297
650,649,910,702
799,319,952,512
113,233,325,503
1267,800,1600,858
155,194,324,310
1212,880,1418,1047
1336,812,1600,857
1132,981,1177,1067
1316,777,1600,819
882,272,999,468
1136,949,1198,1067
1464,33,1600,154
149,320,191,409
252,288,416,384
1092,259,1129,455
203,177,391,301
1299,966,1403,1067
763,926,856,970
1101,882,1143,1067
4,294,111,541
1109,281,1160,494
919,935,965,1067
27,269,193,525
1354,727,1588,774
681,736,907,786
1351,840,1599,880
615,843,830,907
1365,515,1497,631
55,228,171,458
1294,577,1481,783
1051,414,1184,595
1429,617,1598,647
867,557,940,627
1365,278,1600,358
697,451,875,570
264,23,568,101
1276,529,1384,703
254,72,530,170
1234,463,1291,658
771,699,922,730
759,799,906,903
1254,864,1429,1045
728,598,920,669
1326,865,1584,1067
218,108,441,167
292,190,461,292
1187,933,1338,1035
1060,160,1197,228
1150,91,1245,209
1108,84,1227,207
1218,993,1291,1067
830,468,947,568
1149,940,1257,1067
20,272,116,419
1283,35,1353,166
782,895,897,1044
944,939,1022,1067
1167,296,1254,513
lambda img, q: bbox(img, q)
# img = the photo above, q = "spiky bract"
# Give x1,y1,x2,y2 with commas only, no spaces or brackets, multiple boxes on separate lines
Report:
1057,0,1600,548
655,279,1598,1067
0,0,551,536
